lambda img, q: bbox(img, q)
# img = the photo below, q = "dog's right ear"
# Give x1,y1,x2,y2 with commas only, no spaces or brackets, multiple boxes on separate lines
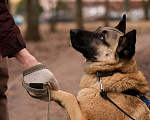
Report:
116,14,126,34
116,30,136,60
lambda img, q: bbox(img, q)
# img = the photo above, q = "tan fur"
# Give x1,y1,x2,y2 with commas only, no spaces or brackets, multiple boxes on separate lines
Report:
51,57,150,120
51,27,150,119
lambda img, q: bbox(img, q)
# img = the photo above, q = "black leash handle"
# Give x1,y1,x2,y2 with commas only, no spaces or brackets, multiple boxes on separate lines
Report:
100,90,135,120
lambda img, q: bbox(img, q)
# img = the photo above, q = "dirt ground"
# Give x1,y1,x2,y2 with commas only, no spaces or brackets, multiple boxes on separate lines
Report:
6,22,150,120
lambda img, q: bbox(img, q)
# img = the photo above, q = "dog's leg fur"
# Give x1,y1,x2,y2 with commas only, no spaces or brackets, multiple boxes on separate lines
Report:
51,90,86,120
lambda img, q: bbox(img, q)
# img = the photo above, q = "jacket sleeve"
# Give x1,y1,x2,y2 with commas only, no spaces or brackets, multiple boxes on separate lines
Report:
0,3,26,58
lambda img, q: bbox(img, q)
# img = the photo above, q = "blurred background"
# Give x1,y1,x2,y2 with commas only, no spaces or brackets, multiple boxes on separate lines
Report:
6,0,150,120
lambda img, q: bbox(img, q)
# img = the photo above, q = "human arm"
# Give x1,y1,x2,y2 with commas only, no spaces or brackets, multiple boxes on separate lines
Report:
14,48,59,91
14,48,39,70
0,1,59,100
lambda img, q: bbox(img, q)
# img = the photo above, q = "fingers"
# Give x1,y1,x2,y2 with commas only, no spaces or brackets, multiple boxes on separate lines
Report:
23,63,59,90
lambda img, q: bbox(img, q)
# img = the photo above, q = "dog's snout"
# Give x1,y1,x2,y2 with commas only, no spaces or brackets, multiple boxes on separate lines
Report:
70,29,78,37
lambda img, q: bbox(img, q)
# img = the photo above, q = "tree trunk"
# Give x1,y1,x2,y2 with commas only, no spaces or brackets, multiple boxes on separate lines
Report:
142,0,150,20
25,0,41,41
124,0,130,12
76,0,83,29
50,12,57,32
104,0,109,27
49,0,57,32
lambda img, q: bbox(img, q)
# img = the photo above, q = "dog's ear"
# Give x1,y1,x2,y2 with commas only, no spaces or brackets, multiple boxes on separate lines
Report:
116,30,136,60
116,14,126,34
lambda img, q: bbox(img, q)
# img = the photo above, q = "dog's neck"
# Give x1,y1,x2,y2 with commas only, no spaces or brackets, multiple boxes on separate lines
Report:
82,57,138,74
96,70,123,78
80,57,149,95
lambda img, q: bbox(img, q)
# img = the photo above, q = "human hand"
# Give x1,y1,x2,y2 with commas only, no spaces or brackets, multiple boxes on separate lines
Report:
14,49,59,101
22,63,59,101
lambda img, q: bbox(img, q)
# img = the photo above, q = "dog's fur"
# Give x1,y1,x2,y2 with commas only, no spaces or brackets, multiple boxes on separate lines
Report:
51,15,150,120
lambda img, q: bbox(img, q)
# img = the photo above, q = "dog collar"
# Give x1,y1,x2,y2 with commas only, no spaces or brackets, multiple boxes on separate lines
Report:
96,70,123,78
96,70,123,92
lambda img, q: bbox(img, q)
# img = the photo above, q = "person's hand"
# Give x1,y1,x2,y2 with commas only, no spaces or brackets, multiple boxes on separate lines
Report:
14,49,59,101
23,63,59,90
22,63,59,101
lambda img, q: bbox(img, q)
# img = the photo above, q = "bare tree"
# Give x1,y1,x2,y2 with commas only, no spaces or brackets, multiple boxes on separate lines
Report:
76,0,83,28
25,0,41,41
124,0,130,12
49,0,70,32
104,0,109,27
49,0,57,32
142,0,150,20
50,9,57,32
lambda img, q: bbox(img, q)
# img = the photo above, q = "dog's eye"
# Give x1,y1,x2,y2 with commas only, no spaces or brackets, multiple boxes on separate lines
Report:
100,36,104,40
99,36,104,41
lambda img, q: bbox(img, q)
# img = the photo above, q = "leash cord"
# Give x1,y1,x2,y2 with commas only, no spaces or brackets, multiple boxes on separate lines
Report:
47,83,52,120
101,91,135,120
98,76,135,120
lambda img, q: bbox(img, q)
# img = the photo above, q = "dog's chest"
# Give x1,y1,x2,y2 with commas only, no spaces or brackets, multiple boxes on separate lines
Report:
77,88,138,120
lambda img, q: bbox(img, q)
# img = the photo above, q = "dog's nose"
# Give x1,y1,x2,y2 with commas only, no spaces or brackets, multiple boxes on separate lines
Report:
70,29,78,37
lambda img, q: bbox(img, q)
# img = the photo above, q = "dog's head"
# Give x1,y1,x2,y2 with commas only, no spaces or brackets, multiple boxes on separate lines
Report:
70,15,136,64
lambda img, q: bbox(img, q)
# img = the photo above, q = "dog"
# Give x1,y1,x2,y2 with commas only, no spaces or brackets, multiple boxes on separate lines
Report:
50,14,150,120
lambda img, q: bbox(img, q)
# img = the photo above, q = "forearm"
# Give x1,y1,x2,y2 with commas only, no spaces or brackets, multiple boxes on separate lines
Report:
0,2,26,58
14,48,39,70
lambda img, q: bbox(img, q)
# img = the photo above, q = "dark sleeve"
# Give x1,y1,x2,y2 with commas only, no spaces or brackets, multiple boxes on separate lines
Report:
0,3,26,58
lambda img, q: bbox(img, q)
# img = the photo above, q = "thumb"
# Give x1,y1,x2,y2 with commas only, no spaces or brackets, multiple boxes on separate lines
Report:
49,74,59,90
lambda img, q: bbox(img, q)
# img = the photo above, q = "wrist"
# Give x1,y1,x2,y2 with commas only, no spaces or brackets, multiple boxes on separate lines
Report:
14,48,39,70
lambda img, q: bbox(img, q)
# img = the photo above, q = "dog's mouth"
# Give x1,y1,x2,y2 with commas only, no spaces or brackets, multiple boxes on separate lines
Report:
70,29,98,61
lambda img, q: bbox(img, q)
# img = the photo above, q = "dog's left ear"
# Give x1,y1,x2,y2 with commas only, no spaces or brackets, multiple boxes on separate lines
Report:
116,14,126,34
116,30,136,60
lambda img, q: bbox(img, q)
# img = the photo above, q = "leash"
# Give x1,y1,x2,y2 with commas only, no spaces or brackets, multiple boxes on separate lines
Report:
97,72,135,120
22,81,52,120
47,83,52,120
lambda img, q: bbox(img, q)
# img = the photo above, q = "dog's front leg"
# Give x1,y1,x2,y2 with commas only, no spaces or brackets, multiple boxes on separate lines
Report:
51,90,86,120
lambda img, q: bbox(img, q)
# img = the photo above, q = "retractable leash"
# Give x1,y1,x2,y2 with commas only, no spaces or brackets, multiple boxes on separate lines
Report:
47,83,52,120
97,72,135,120
22,82,52,120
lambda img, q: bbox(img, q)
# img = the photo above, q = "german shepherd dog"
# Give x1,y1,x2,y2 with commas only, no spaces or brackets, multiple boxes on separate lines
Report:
51,15,150,120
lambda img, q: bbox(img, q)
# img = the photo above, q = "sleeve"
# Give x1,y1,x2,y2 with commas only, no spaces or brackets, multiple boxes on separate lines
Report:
0,3,26,58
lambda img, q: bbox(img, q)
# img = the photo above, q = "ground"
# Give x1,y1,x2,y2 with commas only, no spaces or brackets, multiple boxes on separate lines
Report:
6,22,150,120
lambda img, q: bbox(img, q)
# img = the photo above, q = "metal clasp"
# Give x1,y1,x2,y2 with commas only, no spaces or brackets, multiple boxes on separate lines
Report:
97,72,104,91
